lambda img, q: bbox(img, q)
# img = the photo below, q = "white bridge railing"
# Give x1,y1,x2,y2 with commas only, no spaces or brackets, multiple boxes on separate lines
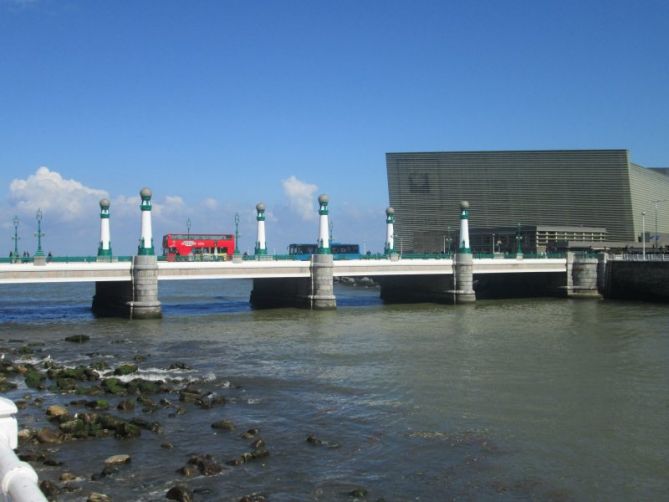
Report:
0,398,46,502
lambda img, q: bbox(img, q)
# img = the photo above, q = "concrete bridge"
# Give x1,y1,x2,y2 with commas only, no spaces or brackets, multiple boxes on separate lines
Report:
2,189,602,318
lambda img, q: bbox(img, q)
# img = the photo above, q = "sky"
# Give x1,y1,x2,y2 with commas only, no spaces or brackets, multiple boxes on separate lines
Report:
1,0,668,256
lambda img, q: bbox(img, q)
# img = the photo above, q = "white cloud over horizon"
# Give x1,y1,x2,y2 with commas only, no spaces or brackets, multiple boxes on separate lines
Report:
281,175,318,222
1,167,384,255
9,166,108,222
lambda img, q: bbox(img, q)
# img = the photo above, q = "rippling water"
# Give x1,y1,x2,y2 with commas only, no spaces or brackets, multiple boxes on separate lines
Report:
1,280,668,501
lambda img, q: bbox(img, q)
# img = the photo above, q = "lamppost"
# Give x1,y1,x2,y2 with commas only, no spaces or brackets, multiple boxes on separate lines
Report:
186,218,191,240
515,223,523,258
11,216,19,263
642,211,646,260
234,213,241,256
651,199,669,248
35,209,45,258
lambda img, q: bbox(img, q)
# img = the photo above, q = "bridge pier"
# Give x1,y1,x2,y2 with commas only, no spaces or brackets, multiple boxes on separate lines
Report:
566,251,601,299
92,256,162,319
250,254,336,310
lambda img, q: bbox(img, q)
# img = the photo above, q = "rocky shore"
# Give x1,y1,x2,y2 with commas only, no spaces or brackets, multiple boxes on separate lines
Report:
0,336,377,501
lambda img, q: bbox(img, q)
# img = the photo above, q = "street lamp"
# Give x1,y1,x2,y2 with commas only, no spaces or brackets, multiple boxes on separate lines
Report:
234,213,241,256
515,223,523,257
35,209,45,258
651,199,669,248
642,211,646,260
11,216,19,263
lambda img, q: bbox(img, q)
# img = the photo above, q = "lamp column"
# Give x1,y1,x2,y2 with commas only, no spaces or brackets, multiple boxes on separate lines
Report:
308,194,336,309
385,207,395,256
97,198,112,261
255,202,267,256
130,187,161,318
454,201,476,303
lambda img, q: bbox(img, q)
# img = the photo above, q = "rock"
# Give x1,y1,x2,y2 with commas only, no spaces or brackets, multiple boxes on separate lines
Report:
117,399,135,411
166,484,194,502
91,465,118,480
104,454,131,466
161,442,174,449
168,362,191,370
114,364,138,376
59,472,79,482
65,335,90,343
348,488,368,497
47,405,69,418
17,428,33,441
306,434,322,445
177,464,198,477
90,360,109,371
85,399,110,410
36,427,61,444
24,368,45,389
250,438,265,449
0,378,17,392
42,456,63,466
241,428,259,439
211,419,235,431
87,492,112,502
101,378,126,395
306,433,340,449
59,419,86,436
239,494,267,502
40,479,60,498
56,377,78,391
130,417,162,433
186,454,223,476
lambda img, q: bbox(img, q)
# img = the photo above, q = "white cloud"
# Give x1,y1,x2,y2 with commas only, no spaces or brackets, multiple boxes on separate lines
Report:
201,197,219,211
281,175,318,221
9,166,108,222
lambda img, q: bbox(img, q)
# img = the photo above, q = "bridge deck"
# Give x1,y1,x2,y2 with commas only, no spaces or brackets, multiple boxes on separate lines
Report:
0,258,566,284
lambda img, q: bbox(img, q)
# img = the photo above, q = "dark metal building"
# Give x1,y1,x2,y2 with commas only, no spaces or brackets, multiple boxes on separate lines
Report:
386,149,669,252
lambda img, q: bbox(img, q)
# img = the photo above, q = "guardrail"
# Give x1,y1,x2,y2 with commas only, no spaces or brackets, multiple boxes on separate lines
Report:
0,398,46,502
1,251,570,265
609,253,669,261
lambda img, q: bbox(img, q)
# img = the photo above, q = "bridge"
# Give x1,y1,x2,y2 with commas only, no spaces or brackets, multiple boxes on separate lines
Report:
0,256,566,284
1,190,600,318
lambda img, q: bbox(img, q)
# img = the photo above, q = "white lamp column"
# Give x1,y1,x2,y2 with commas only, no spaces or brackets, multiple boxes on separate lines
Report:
97,198,112,260
138,187,154,255
255,202,267,255
385,207,395,255
317,194,330,254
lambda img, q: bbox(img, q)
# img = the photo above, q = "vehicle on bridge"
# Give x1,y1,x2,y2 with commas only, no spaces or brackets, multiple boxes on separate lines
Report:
288,243,360,260
162,233,235,261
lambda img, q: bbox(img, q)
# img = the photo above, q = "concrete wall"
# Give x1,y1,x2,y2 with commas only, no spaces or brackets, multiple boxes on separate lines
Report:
604,261,669,301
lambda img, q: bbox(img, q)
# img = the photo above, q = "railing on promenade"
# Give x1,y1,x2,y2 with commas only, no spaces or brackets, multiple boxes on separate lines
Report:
0,251,571,265
609,253,669,262
0,398,46,502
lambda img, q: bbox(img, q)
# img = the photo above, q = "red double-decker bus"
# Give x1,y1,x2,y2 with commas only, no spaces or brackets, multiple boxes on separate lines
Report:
162,233,235,261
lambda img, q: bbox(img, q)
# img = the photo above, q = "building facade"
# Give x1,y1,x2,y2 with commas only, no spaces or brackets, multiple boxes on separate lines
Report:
386,150,669,252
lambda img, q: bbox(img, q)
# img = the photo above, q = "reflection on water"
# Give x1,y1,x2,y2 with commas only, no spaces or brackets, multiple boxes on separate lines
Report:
0,281,667,500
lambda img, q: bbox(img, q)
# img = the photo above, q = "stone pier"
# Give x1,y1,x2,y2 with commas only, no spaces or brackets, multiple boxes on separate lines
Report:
92,255,162,319
566,252,601,299
250,254,336,310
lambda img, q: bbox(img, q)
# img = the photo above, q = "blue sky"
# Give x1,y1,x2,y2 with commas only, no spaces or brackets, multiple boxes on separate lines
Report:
1,0,668,255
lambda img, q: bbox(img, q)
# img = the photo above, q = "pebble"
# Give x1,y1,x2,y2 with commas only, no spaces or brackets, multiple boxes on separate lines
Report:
36,427,61,444
211,419,235,431
46,404,69,417
87,492,111,502
104,454,131,466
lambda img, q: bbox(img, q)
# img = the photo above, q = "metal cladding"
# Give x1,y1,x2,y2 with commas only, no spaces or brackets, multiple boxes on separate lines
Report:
386,149,669,252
